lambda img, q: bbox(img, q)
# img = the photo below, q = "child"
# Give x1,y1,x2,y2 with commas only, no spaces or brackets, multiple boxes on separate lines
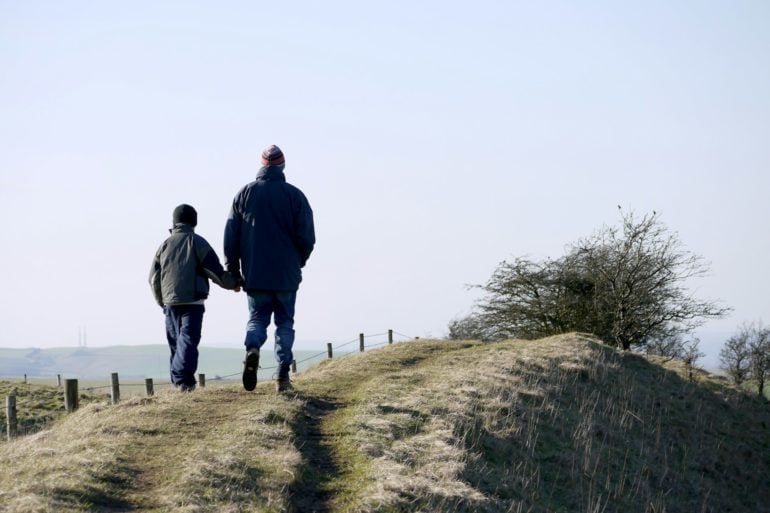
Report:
149,204,239,391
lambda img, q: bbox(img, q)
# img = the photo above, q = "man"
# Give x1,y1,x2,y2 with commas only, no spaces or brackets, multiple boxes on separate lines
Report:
224,145,315,392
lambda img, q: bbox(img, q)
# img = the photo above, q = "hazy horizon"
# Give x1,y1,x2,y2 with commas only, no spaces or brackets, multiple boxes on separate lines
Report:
1,2,767,370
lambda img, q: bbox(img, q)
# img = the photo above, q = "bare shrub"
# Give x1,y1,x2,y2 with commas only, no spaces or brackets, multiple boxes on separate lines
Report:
462,210,730,351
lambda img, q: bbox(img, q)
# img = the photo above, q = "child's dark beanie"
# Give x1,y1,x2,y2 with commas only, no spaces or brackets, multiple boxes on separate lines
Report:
261,144,285,167
173,204,197,227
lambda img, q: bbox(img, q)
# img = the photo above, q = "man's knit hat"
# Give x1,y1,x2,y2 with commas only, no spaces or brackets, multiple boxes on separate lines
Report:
261,144,285,167
172,204,198,227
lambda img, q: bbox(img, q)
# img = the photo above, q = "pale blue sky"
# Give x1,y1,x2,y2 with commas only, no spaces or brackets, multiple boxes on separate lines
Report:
1,1,768,366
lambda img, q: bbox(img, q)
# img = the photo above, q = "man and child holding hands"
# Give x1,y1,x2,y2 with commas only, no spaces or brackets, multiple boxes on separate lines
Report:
149,145,315,393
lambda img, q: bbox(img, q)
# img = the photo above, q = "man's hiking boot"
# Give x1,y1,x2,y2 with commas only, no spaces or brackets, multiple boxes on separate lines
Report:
242,349,259,391
276,364,293,393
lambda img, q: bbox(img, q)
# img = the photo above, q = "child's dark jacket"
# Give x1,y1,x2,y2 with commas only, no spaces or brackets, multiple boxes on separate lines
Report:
149,224,236,307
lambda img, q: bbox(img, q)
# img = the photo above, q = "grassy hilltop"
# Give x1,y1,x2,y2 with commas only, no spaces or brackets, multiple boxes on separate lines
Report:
0,335,768,513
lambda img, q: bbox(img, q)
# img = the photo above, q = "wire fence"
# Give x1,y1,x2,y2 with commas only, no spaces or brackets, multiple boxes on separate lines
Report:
2,329,418,441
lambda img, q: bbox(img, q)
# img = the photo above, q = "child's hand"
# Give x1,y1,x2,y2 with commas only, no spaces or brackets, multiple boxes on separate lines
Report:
220,270,243,291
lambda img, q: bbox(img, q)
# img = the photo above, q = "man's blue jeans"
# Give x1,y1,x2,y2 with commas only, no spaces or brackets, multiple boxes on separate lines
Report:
164,304,205,386
245,290,297,367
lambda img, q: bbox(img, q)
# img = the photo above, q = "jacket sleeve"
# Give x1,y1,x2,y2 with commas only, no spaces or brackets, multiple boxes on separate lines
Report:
196,236,239,290
223,195,242,274
149,247,164,307
294,191,316,268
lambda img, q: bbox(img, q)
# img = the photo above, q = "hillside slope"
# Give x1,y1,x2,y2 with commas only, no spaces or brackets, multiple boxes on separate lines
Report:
1,335,768,513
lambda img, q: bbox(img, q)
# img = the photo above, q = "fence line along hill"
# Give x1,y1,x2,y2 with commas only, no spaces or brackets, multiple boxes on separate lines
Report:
1,334,768,513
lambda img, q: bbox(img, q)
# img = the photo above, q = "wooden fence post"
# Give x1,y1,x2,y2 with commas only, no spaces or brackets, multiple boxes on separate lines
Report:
359,333,365,352
57,374,62,388
327,343,333,359
388,329,393,344
110,373,120,404
291,360,297,374
23,374,27,384
145,378,154,397
198,374,206,388
64,379,79,413
6,394,17,440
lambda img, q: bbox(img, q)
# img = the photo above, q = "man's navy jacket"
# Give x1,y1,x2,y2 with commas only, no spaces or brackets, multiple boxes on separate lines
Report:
224,166,315,291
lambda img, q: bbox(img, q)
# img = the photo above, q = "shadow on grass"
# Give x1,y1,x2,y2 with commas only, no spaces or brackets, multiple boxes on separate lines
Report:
458,343,770,513
51,470,139,512
287,391,341,513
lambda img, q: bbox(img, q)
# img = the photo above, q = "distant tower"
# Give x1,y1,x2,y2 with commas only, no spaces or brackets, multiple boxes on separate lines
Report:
78,326,88,347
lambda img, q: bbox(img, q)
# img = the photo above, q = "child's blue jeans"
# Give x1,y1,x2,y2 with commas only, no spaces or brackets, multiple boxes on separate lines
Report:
164,304,205,386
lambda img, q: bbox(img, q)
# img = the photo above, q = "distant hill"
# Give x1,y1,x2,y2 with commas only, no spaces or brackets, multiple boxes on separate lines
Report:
1,335,768,513
0,345,328,379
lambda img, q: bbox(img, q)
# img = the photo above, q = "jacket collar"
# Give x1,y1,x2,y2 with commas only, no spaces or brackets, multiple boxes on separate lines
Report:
170,223,195,234
256,166,286,182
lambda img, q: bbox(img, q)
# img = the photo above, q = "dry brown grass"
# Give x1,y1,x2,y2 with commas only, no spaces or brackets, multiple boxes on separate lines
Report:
1,335,769,513
299,335,770,513
0,386,302,512
0,381,108,438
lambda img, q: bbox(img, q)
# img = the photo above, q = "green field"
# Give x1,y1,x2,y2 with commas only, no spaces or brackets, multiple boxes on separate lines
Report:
0,354,334,438
0,345,334,380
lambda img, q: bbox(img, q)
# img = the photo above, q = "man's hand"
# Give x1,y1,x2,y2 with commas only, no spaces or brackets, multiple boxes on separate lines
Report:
221,270,244,292
231,272,244,293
